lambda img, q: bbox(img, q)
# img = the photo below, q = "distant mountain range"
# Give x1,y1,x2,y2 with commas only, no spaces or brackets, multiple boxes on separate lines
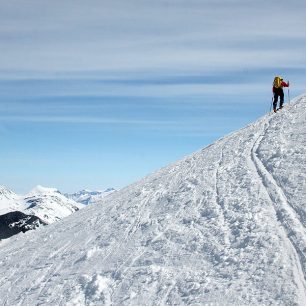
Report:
65,188,116,205
0,185,115,240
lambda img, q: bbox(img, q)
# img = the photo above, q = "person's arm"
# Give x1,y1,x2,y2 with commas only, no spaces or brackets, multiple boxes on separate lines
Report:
282,81,289,87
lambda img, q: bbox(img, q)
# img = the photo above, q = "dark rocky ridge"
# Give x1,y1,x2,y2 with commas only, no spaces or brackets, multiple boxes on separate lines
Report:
0,211,47,240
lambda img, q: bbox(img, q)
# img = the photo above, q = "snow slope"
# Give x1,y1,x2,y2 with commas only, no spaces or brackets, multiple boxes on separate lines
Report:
1,96,306,305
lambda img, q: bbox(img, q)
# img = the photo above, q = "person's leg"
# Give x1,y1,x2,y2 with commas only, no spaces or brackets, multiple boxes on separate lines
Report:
273,91,279,111
280,89,284,108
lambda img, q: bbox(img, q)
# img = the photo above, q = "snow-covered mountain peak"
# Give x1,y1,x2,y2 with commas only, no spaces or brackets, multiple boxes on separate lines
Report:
0,185,22,215
0,185,16,198
24,186,84,224
1,95,306,305
27,185,60,197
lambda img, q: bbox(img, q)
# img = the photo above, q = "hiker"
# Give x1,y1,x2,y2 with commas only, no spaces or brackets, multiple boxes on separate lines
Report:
272,76,289,112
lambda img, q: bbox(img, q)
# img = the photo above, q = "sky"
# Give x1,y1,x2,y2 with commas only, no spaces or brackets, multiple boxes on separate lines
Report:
1,0,306,194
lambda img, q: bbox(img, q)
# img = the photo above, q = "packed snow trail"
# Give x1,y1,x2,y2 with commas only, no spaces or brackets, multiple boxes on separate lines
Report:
1,96,306,305
252,121,306,277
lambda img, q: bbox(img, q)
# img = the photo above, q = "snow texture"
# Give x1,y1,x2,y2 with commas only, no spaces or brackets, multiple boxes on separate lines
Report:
1,95,306,305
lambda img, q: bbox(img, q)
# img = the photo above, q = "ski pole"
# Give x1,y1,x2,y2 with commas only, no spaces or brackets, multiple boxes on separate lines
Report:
270,96,273,112
288,88,290,103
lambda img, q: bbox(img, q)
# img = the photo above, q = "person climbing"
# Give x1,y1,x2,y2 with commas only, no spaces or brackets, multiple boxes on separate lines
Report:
272,76,289,112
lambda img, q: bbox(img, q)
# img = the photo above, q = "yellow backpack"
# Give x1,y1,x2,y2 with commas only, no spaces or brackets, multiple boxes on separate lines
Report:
273,76,282,88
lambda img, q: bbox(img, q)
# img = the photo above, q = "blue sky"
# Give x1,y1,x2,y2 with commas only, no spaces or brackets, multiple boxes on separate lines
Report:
1,0,306,194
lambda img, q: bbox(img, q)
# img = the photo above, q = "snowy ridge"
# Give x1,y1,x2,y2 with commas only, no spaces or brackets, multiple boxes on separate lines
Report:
0,186,14,197
0,95,306,305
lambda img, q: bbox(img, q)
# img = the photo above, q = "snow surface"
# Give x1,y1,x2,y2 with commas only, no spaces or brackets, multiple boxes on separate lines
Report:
1,96,306,305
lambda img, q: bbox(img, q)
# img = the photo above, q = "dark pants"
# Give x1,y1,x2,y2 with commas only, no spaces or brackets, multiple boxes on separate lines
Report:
273,88,284,110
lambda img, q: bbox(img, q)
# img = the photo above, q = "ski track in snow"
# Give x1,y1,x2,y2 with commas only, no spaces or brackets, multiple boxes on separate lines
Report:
253,123,306,270
250,114,306,303
1,96,306,305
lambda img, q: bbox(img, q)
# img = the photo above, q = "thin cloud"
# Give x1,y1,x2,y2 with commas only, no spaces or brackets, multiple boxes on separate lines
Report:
0,115,177,125
1,1,306,74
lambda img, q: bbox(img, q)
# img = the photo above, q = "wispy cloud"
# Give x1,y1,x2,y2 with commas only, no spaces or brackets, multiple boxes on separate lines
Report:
0,115,177,125
1,1,306,74
0,73,283,99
